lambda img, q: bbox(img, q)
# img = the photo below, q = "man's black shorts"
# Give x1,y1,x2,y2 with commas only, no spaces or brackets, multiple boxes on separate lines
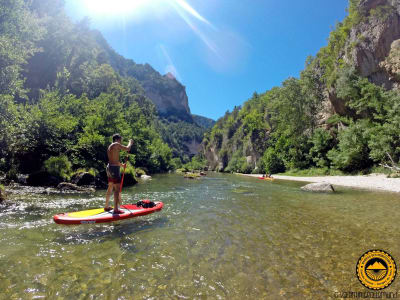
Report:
106,164,121,184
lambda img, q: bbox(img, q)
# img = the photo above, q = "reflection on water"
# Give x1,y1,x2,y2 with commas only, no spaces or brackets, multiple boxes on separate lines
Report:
1,173,400,299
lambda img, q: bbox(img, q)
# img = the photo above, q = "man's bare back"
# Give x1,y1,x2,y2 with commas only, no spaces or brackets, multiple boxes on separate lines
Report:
107,140,133,165
107,143,123,165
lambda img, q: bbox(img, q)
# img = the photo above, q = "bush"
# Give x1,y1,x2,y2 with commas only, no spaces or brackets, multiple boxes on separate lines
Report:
170,157,183,170
72,168,98,177
44,156,72,179
0,184,5,202
135,168,146,177
183,156,207,172
121,162,137,186
309,128,334,168
327,121,373,172
225,151,247,173
5,167,18,181
261,148,285,174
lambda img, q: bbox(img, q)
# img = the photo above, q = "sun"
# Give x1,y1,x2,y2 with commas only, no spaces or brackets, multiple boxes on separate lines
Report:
82,0,150,16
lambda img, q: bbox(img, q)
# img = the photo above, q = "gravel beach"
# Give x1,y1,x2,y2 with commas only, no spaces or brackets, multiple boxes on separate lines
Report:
240,173,400,193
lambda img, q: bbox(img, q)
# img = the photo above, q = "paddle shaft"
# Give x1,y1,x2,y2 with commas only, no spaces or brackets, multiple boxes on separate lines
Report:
119,155,129,195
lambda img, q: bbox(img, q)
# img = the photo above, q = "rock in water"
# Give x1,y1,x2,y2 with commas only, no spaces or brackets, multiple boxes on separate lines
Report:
57,182,95,193
301,182,335,193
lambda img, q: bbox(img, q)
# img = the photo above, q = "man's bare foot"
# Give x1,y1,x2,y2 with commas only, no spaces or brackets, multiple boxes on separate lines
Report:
113,209,123,214
104,207,112,212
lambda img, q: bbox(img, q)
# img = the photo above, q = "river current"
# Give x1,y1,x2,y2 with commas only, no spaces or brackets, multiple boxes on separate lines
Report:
0,173,400,299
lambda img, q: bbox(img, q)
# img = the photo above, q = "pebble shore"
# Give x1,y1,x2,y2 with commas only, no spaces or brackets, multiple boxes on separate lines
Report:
240,173,400,193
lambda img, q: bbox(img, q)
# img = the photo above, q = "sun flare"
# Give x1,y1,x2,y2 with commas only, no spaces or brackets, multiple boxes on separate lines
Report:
82,0,149,16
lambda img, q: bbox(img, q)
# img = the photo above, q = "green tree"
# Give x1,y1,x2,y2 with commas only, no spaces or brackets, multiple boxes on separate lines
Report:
328,120,373,172
0,0,44,97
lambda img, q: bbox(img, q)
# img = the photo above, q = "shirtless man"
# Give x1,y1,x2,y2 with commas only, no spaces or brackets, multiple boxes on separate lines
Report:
105,134,133,214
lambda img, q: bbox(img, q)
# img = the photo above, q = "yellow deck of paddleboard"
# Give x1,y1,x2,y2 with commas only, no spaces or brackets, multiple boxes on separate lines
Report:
67,208,108,218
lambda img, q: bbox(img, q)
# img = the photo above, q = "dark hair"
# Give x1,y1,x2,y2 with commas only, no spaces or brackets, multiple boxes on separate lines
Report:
112,133,122,142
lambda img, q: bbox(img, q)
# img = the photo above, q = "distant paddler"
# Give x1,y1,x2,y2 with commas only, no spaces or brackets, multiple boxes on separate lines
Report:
259,173,274,180
105,133,133,214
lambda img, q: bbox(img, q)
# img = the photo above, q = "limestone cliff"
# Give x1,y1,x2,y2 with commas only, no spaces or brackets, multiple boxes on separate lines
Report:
328,0,400,115
142,72,192,121
97,34,193,122
346,0,400,89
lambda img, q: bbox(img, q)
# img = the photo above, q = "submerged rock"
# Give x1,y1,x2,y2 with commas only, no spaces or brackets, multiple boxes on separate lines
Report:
57,182,95,193
184,173,201,179
141,175,152,180
301,182,335,193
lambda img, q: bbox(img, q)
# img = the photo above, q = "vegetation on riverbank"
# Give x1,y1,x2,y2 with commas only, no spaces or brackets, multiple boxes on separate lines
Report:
0,0,214,184
202,0,400,176
0,184,5,202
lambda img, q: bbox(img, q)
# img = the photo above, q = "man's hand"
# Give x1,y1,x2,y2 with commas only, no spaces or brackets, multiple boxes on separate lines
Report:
129,139,133,146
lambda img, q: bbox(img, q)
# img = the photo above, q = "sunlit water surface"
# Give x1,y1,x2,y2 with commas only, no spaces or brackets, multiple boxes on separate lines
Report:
1,173,400,299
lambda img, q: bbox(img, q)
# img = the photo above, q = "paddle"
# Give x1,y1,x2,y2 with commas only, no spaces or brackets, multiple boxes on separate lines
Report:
119,155,129,196
117,154,134,214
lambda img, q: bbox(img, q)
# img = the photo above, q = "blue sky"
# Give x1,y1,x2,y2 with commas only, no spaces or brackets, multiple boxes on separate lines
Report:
65,0,349,120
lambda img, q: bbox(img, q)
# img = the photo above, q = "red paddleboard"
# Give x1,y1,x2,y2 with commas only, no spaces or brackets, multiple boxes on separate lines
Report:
53,201,163,225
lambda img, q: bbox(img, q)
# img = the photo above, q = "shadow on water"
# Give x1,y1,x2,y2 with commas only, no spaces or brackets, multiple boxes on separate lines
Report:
55,216,169,246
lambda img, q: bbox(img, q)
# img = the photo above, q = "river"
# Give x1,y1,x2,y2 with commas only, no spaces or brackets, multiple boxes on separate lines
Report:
0,173,400,299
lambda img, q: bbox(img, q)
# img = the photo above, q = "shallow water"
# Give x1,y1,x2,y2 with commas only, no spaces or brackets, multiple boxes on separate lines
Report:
1,173,400,299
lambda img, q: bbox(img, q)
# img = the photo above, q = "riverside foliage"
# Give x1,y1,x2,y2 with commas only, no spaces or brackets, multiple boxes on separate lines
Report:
202,0,400,174
0,0,211,177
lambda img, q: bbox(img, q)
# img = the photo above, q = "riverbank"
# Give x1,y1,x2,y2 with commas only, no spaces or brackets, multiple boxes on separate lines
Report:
239,173,400,193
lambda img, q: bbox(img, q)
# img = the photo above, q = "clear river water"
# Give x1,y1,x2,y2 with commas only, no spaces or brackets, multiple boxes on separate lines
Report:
1,173,400,299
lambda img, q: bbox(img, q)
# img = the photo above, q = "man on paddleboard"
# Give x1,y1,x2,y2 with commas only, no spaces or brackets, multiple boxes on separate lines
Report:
105,134,133,214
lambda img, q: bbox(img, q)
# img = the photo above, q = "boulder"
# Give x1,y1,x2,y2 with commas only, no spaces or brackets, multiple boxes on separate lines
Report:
27,171,63,187
57,182,95,193
71,172,95,186
301,182,335,193
16,174,28,185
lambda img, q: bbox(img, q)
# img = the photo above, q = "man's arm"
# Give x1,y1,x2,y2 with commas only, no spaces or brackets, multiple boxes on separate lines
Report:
119,139,133,152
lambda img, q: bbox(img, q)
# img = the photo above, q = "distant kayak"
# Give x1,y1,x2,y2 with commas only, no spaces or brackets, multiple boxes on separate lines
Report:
53,201,163,225
258,177,275,181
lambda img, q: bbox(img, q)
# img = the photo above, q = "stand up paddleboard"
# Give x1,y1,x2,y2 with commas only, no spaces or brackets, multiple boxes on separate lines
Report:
53,201,163,225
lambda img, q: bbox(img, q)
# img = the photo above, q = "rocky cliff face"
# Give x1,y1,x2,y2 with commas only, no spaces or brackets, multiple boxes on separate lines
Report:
142,73,192,121
346,0,400,88
327,0,400,115
101,38,193,122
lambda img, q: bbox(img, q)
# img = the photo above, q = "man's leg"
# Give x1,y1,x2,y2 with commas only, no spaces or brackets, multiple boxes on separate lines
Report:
113,183,121,213
105,182,113,210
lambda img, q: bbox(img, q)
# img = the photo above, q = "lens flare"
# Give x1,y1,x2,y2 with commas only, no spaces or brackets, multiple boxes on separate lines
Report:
82,0,148,16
